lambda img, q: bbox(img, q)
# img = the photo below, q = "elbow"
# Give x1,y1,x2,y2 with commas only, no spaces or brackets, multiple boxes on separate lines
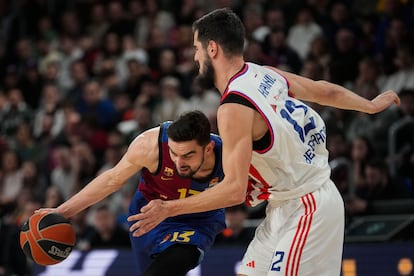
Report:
226,182,247,206
314,80,337,103
106,169,124,190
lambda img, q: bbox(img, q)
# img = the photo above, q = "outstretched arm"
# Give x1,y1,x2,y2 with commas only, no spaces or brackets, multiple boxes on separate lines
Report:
128,103,253,236
37,128,159,218
266,66,400,114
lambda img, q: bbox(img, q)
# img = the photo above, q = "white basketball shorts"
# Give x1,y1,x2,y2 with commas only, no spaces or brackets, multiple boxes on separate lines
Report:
238,181,344,276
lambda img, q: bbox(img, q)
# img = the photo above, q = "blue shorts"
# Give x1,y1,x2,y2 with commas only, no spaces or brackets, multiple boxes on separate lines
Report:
128,191,226,274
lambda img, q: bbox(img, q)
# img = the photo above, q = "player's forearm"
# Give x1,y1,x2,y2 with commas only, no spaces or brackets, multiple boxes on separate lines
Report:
167,178,246,216
314,81,376,113
56,170,122,218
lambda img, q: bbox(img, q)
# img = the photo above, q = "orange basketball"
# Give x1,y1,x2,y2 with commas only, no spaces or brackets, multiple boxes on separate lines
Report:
19,212,76,266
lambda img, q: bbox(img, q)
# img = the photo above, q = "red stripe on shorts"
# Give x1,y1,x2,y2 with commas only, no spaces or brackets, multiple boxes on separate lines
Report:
285,193,316,276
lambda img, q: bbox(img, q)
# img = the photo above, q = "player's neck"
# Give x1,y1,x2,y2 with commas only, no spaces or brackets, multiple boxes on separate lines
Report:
214,56,245,94
192,150,216,180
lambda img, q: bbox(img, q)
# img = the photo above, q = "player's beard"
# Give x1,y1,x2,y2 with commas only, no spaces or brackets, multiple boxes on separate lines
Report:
175,155,205,178
196,56,215,89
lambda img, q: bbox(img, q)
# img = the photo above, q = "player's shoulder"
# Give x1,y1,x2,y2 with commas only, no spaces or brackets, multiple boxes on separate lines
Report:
129,126,160,152
210,133,222,145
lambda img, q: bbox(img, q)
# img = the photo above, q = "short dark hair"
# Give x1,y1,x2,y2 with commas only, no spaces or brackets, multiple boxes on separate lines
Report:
167,110,211,146
193,8,245,57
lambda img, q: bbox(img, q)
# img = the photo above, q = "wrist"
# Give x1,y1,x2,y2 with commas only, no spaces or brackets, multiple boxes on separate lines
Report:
166,199,181,217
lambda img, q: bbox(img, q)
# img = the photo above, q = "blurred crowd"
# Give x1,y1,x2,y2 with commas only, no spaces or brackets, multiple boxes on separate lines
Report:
1,0,414,274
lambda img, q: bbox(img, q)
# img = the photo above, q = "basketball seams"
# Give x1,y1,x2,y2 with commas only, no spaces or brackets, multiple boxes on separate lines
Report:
26,224,58,264
39,224,76,245
20,212,76,266
40,238,76,247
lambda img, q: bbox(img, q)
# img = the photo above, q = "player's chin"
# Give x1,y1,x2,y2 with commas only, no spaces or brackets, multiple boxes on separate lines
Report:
177,170,192,178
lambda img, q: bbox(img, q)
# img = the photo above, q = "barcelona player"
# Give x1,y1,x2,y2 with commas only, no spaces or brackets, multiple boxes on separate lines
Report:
37,110,225,275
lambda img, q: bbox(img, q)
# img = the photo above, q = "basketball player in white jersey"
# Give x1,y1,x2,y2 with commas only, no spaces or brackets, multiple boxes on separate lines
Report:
128,8,400,276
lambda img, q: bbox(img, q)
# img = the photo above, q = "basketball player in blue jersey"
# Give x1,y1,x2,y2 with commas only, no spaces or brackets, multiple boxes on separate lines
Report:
36,111,226,275
128,8,401,276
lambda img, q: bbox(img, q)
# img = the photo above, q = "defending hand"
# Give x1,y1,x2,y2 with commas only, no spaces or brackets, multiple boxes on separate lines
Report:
127,199,171,237
369,90,400,114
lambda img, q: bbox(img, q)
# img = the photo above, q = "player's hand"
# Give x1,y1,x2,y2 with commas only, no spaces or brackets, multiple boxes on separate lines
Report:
34,208,58,215
369,90,400,114
127,199,170,237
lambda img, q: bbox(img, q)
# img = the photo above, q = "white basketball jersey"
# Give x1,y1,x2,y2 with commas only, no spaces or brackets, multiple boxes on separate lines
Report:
223,63,332,207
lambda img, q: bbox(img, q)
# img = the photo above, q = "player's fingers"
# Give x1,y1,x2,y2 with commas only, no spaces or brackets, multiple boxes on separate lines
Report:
129,221,140,233
34,208,54,214
132,222,155,237
127,213,144,222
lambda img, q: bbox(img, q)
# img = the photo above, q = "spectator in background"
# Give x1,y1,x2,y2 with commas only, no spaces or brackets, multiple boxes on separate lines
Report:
43,186,64,209
0,150,24,207
134,78,160,110
387,89,414,176
70,141,97,193
21,160,48,203
76,80,117,130
13,123,38,162
18,59,43,110
242,4,269,43
60,10,81,38
346,56,386,99
323,1,360,49
57,35,83,94
300,57,324,80
124,58,151,102
67,59,90,103
36,15,58,45
0,208,32,276
153,48,183,87
94,32,126,83
152,76,191,124
87,3,109,48
50,145,77,200
346,158,409,217
53,100,82,146
378,17,412,75
287,7,322,60
33,83,65,139
214,204,255,247
307,35,331,79
264,7,285,32
89,204,131,248
118,104,153,144
189,77,220,122
381,45,414,93
244,39,267,65
106,1,135,38
0,88,32,138
350,136,375,190
13,38,34,74
329,28,361,85
137,0,175,47
327,130,350,162
71,208,97,251
262,28,302,73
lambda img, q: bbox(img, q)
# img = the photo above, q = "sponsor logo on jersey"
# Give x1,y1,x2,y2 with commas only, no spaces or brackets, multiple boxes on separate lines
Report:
164,167,174,176
161,167,175,180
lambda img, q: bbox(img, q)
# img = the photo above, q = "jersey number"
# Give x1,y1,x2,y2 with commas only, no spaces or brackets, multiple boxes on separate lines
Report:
270,251,285,271
280,100,316,142
178,188,200,199
170,231,195,243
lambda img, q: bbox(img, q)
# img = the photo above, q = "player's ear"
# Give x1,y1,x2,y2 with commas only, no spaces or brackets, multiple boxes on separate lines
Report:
207,40,218,57
206,141,215,152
